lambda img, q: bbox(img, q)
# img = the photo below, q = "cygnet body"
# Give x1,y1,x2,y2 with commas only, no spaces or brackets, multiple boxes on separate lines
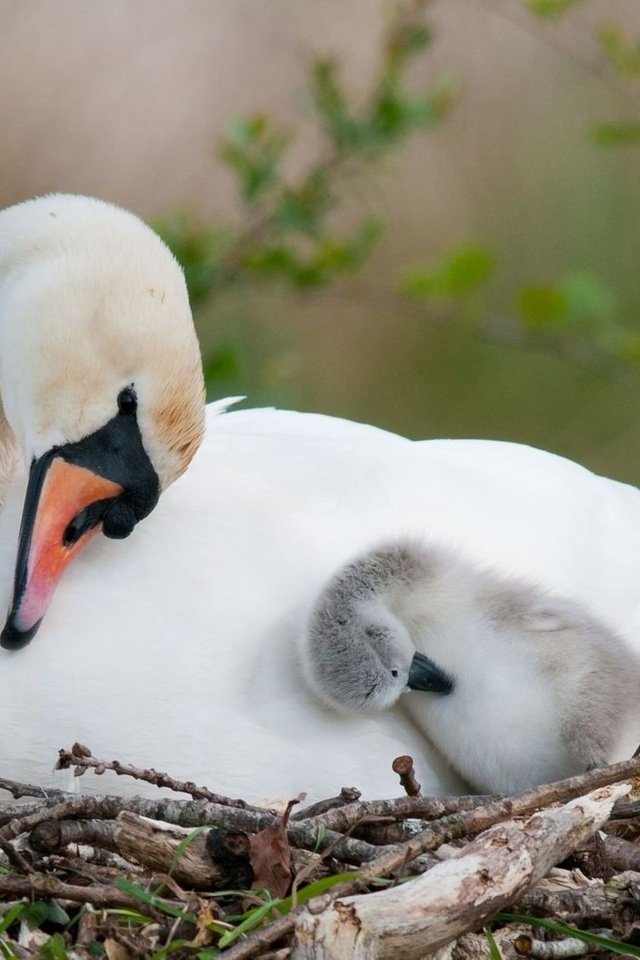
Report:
300,540,640,794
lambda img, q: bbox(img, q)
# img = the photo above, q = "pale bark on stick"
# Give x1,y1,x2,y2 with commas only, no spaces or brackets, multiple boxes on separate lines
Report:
431,928,528,960
514,933,609,958
222,776,636,960
30,812,230,887
31,810,406,889
114,811,222,887
290,784,629,960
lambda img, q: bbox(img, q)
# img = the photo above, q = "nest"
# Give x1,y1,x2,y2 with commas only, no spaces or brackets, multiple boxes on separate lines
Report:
0,745,639,959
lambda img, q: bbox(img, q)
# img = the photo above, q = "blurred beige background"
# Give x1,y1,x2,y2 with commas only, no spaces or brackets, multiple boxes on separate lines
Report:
2,0,640,480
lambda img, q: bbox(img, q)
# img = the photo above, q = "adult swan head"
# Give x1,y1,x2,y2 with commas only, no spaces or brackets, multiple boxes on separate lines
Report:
0,194,205,647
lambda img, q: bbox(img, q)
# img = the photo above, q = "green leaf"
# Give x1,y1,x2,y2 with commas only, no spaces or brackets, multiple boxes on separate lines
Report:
276,871,361,915
562,273,614,326
104,908,151,924
620,333,640,364
310,60,361,153
275,170,331,236
243,244,299,276
385,20,432,71
216,901,276,949
0,940,20,960
313,823,326,852
599,26,640,77
518,273,616,337
497,913,640,957
39,933,71,960
518,285,568,328
219,114,289,202
23,901,50,930
484,927,503,960
0,904,27,936
402,245,495,300
313,218,382,275
526,0,585,18
592,122,640,147
150,939,196,960
45,902,71,927
115,877,194,922
167,825,207,878
196,948,221,960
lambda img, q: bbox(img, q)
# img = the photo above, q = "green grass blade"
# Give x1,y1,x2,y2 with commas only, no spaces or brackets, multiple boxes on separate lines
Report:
216,902,276,949
484,926,503,960
0,904,27,936
276,871,361,914
115,877,194,922
168,826,207,878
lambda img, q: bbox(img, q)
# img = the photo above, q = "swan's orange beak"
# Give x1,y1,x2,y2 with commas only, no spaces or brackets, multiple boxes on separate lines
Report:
1,456,122,649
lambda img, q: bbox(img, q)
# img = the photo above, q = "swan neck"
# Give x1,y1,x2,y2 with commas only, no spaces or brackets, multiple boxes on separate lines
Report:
0,394,19,506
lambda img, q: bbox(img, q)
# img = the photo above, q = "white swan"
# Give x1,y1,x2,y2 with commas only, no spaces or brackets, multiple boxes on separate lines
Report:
0,194,639,802
300,540,640,794
0,194,204,645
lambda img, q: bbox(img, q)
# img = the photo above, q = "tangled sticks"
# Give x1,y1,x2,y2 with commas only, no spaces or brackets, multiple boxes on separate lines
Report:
0,747,639,959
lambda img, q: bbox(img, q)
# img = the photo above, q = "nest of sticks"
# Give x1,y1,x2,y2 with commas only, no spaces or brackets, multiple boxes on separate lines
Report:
1,746,640,959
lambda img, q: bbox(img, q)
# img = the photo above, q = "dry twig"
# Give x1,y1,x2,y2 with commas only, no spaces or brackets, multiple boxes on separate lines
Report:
0,872,171,917
291,784,628,959
57,743,271,813
392,755,422,797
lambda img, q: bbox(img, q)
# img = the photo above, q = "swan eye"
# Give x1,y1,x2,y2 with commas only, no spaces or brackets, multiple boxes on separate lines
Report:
117,387,137,416
391,669,399,678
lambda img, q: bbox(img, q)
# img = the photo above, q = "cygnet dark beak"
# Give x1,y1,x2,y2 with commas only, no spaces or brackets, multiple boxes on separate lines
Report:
407,652,454,694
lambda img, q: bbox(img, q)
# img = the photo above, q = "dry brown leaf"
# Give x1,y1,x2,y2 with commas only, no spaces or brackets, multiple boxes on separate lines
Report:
191,900,223,948
249,793,304,898
104,937,135,960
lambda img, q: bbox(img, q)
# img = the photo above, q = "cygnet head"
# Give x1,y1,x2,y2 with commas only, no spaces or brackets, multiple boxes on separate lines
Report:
300,552,453,714
0,194,205,647
303,540,640,794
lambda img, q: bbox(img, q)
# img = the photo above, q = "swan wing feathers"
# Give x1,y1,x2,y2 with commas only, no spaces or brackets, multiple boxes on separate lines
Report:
1,407,639,799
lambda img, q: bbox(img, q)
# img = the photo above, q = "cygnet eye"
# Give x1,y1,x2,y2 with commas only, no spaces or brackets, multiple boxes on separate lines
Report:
117,386,137,416
391,669,399,678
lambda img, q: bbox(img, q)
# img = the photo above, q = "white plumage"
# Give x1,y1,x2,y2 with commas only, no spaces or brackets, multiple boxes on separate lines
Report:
0,194,639,802
301,539,640,793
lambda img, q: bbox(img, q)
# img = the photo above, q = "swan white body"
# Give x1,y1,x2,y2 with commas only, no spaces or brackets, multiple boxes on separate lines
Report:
2,407,640,801
1,194,639,803
301,540,640,793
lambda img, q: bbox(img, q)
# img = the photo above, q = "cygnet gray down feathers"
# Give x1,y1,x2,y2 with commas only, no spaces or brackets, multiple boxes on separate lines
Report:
300,540,640,794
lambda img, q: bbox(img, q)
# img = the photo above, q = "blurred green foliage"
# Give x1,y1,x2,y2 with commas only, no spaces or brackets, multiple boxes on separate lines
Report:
592,23,640,146
526,0,586,18
591,121,640,146
599,25,640,76
157,0,640,402
401,246,496,302
156,0,457,395
158,0,455,309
